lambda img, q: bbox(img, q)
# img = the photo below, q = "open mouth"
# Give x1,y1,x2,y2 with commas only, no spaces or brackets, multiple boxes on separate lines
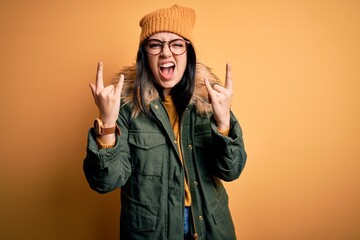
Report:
160,63,175,79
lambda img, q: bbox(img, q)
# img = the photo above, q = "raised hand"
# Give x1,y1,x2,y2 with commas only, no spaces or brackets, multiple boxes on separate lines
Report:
89,61,124,128
204,63,233,131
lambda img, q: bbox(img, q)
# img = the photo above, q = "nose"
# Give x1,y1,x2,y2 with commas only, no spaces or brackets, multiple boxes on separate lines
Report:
160,42,172,57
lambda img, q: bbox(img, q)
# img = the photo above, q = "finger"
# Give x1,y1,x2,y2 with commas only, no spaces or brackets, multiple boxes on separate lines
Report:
204,78,214,103
89,83,98,105
101,83,116,97
204,78,214,95
96,61,104,90
213,84,226,93
115,74,125,95
224,63,233,90
89,83,96,98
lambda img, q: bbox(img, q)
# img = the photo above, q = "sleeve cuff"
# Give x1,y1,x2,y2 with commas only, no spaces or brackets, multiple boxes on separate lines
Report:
217,128,230,136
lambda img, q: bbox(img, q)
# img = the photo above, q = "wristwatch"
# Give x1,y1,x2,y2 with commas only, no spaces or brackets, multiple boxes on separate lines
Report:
94,118,121,136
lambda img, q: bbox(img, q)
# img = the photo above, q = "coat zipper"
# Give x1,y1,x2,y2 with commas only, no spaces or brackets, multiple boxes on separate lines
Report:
159,102,199,239
179,108,198,240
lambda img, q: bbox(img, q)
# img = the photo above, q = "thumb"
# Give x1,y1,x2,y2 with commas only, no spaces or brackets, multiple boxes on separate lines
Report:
89,83,96,98
115,74,125,94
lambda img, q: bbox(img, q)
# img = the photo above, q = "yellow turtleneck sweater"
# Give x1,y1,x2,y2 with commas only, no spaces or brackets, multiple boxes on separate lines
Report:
162,95,192,206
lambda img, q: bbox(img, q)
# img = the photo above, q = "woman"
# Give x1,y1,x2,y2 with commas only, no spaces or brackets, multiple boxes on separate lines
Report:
84,4,247,240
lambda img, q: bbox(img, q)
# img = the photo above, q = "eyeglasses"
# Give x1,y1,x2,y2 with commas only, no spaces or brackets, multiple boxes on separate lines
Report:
145,38,190,56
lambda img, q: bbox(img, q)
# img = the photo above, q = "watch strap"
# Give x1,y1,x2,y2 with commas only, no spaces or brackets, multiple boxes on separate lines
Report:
94,118,121,136
100,124,121,135
101,125,117,135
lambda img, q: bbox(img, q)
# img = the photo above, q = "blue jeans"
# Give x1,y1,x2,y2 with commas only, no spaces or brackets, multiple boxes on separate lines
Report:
184,207,191,239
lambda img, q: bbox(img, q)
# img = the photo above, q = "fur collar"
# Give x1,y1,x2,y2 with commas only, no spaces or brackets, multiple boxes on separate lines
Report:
119,63,221,116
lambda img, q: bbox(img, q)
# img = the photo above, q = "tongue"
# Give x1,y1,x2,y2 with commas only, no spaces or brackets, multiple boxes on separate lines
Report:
161,67,174,79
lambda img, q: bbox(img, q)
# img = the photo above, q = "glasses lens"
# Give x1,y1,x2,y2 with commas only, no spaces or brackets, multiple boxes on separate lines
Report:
145,40,163,55
169,39,187,55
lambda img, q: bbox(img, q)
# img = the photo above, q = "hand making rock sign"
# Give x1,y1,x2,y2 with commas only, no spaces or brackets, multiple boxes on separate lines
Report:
89,61,124,144
204,63,233,132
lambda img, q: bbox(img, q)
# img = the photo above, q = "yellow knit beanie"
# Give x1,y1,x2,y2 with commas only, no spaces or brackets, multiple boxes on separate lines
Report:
139,4,196,43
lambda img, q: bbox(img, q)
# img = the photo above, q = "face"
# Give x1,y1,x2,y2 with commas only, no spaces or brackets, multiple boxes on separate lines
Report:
146,32,188,96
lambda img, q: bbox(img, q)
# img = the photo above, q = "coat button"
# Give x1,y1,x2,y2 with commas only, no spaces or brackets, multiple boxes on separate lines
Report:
194,181,198,186
188,144,193,149
154,105,159,110
198,215,203,221
174,140,178,144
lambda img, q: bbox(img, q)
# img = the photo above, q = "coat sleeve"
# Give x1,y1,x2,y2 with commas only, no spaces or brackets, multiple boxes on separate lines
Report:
83,107,132,193
209,111,247,181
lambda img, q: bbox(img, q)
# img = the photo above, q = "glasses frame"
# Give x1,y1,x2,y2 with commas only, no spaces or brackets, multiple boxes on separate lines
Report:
145,38,190,56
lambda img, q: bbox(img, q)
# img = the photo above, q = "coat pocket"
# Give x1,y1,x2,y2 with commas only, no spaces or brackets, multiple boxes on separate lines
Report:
205,192,236,239
128,131,166,176
194,123,212,147
211,192,230,225
121,193,157,232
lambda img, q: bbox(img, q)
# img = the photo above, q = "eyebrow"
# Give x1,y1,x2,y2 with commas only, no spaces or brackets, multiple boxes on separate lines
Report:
147,38,184,41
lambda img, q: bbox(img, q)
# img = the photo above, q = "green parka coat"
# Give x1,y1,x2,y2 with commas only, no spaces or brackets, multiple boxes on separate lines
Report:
83,63,247,240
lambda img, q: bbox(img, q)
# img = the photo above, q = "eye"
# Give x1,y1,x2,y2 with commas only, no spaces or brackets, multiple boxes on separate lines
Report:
170,39,185,49
147,40,162,49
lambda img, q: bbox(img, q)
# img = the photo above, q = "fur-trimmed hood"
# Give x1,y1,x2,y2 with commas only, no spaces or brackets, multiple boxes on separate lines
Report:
118,62,221,116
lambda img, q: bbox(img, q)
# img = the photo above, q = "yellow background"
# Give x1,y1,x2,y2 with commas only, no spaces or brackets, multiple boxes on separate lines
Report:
1,0,359,239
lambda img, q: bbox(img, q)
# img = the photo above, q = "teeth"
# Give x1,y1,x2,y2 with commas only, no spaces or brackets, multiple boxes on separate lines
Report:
160,63,175,68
